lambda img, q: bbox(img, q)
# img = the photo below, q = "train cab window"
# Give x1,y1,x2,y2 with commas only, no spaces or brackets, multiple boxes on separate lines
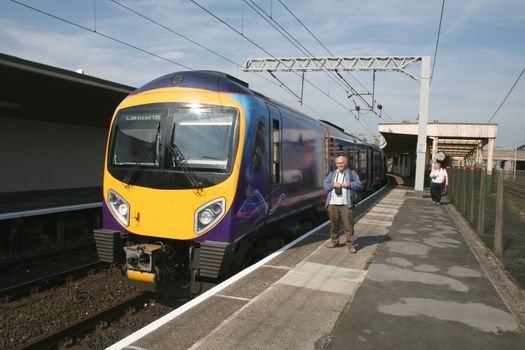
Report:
253,117,265,173
110,110,163,167
272,118,280,183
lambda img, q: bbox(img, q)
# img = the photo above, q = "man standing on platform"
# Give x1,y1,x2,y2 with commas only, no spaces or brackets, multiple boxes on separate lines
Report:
429,161,448,205
323,155,362,253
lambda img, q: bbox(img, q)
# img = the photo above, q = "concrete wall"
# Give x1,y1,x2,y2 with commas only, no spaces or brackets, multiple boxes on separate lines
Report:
0,117,108,193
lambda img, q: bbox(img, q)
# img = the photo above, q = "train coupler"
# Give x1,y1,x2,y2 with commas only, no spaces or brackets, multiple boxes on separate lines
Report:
124,244,164,284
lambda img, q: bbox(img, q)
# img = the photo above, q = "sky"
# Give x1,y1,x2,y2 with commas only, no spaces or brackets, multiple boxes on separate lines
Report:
1,0,524,147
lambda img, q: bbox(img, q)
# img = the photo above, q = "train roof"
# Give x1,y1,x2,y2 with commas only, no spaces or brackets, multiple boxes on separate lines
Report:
132,70,252,95
134,70,365,145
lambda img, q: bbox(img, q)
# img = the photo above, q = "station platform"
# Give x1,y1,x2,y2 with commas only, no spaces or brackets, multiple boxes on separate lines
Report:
0,187,102,220
108,187,525,350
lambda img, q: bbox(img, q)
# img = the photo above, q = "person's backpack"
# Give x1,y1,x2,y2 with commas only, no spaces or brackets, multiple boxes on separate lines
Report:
348,169,359,207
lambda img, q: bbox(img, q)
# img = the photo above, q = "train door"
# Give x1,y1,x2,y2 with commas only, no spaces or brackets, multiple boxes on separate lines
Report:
267,104,283,212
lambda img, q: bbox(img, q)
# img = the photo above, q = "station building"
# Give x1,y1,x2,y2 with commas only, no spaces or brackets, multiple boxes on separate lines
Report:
0,53,134,195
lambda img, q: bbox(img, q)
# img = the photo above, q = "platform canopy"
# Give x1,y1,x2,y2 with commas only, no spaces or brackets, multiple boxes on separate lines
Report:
379,122,498,170
0,52,134,127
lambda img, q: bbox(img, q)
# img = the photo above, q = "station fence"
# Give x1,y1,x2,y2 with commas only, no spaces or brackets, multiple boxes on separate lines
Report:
446,167,525,289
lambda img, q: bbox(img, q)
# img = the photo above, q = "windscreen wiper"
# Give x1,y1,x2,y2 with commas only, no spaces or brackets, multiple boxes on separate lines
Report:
123,122,160,185
166,143,203,194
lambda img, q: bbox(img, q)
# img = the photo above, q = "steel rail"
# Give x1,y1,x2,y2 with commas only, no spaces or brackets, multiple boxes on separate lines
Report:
0,261,107,302
0,241,96,271
504,181,525,199
18,292,149,350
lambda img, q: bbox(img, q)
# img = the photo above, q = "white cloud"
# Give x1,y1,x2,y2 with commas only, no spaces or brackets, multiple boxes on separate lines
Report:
1,0,524,145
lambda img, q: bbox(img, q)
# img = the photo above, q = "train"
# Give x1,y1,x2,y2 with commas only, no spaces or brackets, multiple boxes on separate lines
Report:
94,70,386,289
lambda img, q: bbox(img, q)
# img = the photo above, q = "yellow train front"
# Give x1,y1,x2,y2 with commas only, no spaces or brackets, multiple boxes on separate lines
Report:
96,71,253,288
94,70,386,289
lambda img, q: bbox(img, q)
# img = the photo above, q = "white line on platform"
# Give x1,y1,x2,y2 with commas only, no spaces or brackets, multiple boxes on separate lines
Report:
215,294,251,301
263,265,293,270
0,202,102,220
357,219,393,226
106,181,391,350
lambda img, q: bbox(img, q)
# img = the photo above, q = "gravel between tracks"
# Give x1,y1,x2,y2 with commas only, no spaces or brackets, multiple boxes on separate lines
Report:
79,298,175,349
0,268,142,349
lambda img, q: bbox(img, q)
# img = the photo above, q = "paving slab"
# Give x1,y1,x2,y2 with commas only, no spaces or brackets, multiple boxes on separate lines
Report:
134,295,248,350
327,192,525,350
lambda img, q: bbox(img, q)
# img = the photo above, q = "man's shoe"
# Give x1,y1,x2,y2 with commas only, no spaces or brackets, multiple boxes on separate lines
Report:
326,242,337,248
348,245,357,254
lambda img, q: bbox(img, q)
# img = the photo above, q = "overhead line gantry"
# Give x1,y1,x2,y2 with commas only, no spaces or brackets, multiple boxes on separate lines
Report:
243,55,431,192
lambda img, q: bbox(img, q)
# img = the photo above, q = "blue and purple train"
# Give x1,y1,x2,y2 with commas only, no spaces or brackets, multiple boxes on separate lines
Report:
94,70,386,287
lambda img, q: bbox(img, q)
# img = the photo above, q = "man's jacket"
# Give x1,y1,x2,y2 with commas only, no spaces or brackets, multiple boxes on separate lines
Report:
323,169,362,208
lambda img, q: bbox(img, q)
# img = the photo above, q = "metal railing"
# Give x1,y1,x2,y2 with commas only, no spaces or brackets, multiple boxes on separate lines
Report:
447,168,525,289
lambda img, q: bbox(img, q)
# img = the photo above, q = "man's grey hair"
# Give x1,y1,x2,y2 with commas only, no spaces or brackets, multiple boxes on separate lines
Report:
335,155,347,165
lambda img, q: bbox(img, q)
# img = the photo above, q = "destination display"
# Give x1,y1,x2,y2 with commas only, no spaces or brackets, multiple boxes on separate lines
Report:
121,112,161,122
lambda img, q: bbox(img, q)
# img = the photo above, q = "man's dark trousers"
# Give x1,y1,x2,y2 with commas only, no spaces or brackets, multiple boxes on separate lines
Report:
430,182,444,203
328,204,355,246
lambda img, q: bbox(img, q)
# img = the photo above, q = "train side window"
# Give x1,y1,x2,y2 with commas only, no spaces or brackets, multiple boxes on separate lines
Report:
253,116,265,173
359,149,366,172
272,118,280,183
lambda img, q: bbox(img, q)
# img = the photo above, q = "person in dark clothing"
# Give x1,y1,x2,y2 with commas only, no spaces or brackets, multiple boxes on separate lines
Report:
429,162,448,204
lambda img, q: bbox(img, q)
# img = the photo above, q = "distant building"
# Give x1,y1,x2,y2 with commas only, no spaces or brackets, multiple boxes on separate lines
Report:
487,145,525,171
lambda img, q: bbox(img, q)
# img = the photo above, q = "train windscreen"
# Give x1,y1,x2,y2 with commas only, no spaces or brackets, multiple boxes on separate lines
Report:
170,107,238,171
108,104,240,188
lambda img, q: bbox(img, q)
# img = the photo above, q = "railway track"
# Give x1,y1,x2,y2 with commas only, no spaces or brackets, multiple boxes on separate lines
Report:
0,241,96,272
504,179,525,199
0,261,107,303
18,292,150,350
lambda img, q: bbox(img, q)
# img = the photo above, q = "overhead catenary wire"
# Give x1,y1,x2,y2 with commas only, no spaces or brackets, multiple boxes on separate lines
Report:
12,0,370,134
431,0,445,82
277,0,369,93
190,0,373,135
10,0,193,70
11,0,325,126
243,0,348,94
243,0,352,94
109,0,326,120
276,0,394,125
238,1,375,134
109,0,283,92
245,0,379,118
487,65,525,123
380,109,396,123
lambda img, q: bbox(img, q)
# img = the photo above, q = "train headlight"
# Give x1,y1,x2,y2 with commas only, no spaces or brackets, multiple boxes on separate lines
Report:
108,190,130,227
118,204,129,217
198,210,213,226
194,198,226,235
